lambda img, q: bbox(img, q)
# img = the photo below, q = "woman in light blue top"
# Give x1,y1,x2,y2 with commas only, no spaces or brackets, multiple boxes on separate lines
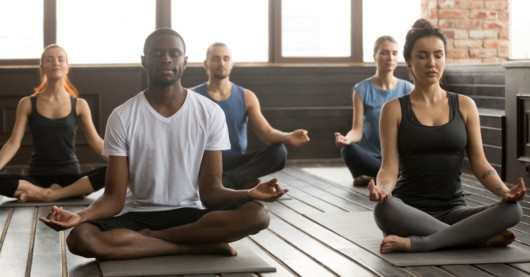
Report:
335,36,413,187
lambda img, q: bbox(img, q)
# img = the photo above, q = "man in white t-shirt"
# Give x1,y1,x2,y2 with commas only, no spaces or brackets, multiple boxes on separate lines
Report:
40,28,288,260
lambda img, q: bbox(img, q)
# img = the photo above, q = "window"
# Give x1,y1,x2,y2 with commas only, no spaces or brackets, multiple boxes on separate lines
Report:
281,0,351,58
172,0,269,63
362,0,421,62
510,0,530,59
8,0,523,64
56,0,155,64
0,1,43,60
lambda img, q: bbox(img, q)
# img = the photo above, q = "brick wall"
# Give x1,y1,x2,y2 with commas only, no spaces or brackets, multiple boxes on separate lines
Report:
422,0,509,63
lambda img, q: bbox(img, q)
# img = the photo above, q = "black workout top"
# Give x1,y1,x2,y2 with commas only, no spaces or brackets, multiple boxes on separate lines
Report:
393,91,467,212
28,96,80,175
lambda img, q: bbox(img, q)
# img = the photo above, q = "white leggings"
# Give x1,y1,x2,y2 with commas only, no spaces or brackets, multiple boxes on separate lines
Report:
373,197,522,252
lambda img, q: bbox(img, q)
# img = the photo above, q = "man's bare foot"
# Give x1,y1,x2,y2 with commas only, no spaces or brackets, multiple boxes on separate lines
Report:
353,175,374,187
137,229,237,256
380,235,411,253
184,243,237,256
138,228,153,237
49,184,62,190
486,230,515,247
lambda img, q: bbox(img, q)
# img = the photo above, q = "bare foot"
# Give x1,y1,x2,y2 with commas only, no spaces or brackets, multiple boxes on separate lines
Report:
137,230,236,256
486,230,515,247
138,228,154,237
183,243,237,256
353,175,374,187
49,184,62,190
17,186,55,202
18,188,54,202
380,235,411,253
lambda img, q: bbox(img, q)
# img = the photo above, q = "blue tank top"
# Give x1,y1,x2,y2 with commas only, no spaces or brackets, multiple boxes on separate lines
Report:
193,83,247,155
393,91,466,212
28,96,81,175
354,78,413,159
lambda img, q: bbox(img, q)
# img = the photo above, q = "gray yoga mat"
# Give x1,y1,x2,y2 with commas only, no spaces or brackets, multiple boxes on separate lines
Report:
98,246,275,276
304,211,530,266
0,196,93,207
0,190,103,207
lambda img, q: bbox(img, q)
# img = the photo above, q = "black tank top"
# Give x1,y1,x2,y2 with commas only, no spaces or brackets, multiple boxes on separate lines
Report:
28,96,80,175
393,91,466,212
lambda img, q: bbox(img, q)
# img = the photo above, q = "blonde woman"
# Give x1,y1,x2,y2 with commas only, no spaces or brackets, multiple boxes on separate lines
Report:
0,44,107,202
335,36,413,187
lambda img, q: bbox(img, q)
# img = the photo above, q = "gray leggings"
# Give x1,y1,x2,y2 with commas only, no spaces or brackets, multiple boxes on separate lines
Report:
373,197,523,252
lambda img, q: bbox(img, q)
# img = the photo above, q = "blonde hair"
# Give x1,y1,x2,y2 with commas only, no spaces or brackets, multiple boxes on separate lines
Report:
33,44,78,96
373,35,398,57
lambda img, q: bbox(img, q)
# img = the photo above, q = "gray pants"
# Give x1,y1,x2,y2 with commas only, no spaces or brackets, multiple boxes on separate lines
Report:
373,196,522,252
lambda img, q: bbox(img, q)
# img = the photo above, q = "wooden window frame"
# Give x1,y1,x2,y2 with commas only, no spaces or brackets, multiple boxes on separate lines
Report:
1,0,363,65
271,0,362,63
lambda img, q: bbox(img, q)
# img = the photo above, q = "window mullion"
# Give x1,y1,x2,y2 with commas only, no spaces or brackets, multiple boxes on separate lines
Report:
43,0,57,47
351,0,362,62
156,0,171,28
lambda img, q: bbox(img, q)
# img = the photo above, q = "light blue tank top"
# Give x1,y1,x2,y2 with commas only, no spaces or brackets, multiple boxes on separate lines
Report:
354,78,413,159
193,83,247,156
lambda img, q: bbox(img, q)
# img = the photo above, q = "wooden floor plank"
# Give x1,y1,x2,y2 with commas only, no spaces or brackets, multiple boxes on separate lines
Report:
511,263,530,275
275,195,329,214
0,207,35,277
274,179,348,212
441,264,496,277
250,228,338,276
0,208,11,249
404,266,455,277
477,263,530,277
30,206,63,277
276,169,374,211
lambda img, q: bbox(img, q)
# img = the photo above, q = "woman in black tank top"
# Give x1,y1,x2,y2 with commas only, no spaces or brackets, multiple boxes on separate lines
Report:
0,45,107,202
366,19,526,253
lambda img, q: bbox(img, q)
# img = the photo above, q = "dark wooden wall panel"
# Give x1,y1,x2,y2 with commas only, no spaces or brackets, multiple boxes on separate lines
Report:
443,64,506,180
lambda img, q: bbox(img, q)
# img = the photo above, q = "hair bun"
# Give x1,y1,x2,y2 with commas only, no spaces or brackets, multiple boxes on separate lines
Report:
412,18,434,29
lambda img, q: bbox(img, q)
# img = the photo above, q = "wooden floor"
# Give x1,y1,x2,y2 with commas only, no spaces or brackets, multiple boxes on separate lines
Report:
1,161,530,277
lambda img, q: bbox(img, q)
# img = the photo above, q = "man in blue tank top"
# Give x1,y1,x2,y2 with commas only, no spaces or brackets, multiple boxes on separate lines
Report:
192,42,310,189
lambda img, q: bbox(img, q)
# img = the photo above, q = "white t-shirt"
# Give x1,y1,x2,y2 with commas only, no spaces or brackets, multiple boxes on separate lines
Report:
103,90,230,213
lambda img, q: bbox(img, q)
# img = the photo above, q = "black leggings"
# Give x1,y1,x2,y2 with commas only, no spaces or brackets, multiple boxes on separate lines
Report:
340,143,380,178
373,196,523,252
222,144,287,189
0,166,106,197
